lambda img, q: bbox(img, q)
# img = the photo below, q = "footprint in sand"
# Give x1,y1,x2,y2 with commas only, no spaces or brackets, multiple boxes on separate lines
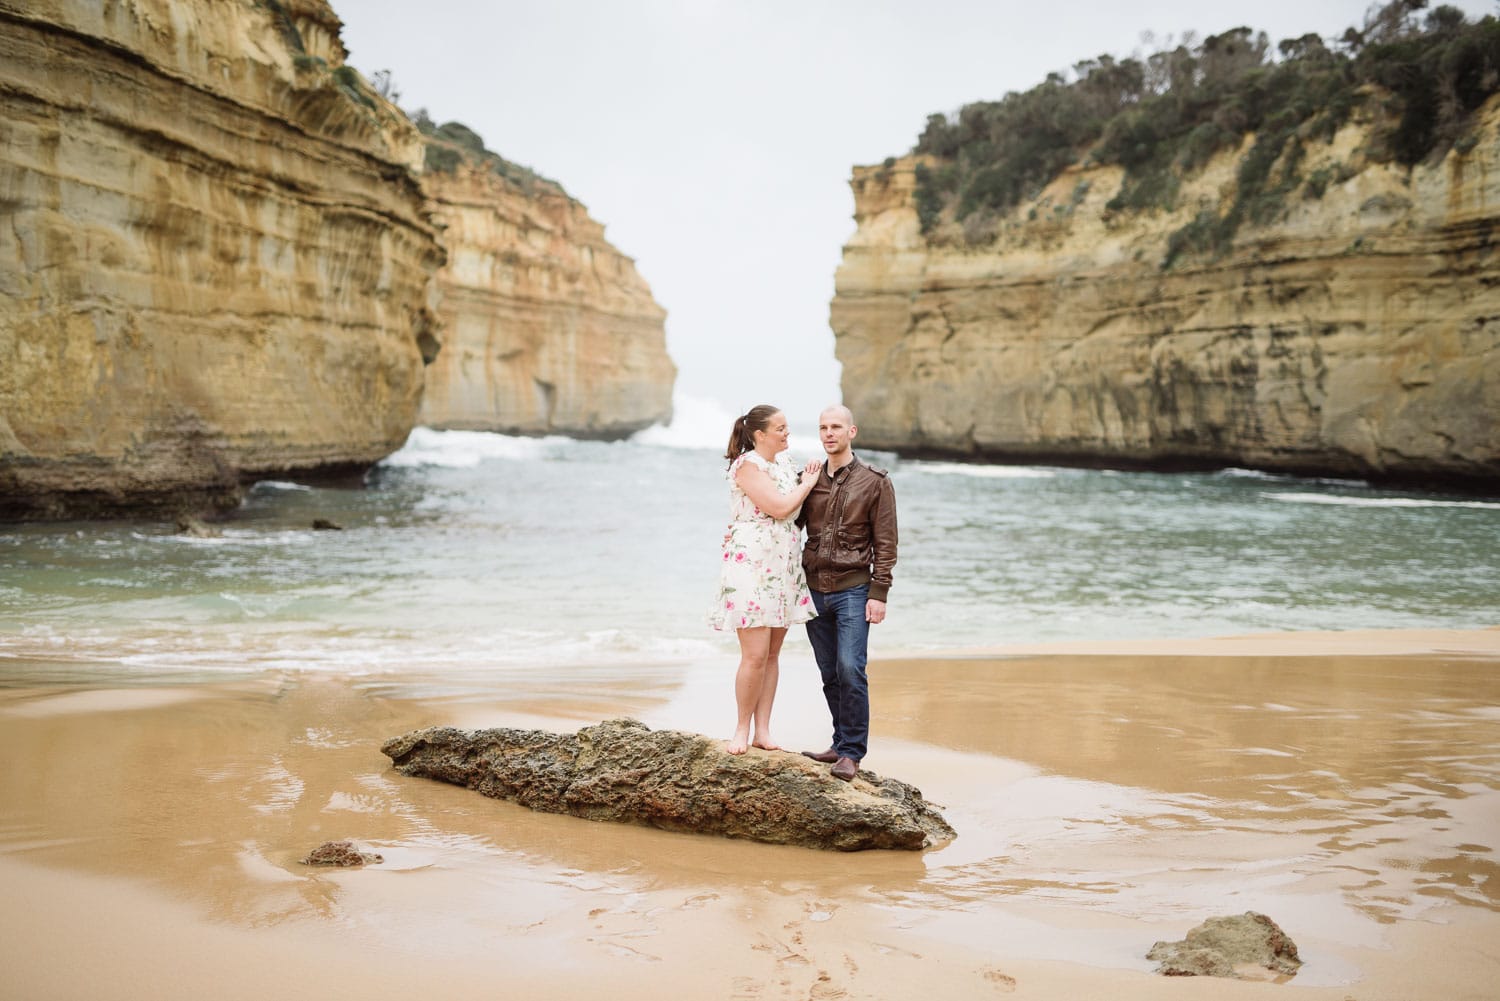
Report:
805,900,839,922
752,933,810,967
808,971,850,999
785,900,837,942
982,967,1017,992
729,975,762,1000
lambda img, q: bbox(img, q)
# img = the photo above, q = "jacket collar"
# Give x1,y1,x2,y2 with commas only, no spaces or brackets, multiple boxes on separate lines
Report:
827,453,863,479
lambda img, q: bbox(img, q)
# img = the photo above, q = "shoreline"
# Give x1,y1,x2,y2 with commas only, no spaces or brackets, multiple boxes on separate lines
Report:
2,627,1499,1000
5,625,1498,682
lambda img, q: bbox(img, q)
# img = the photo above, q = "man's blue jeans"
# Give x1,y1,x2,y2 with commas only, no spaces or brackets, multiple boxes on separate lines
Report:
806,584,870,762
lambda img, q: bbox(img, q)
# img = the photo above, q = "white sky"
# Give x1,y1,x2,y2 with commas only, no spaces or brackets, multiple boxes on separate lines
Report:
335,0,1497,427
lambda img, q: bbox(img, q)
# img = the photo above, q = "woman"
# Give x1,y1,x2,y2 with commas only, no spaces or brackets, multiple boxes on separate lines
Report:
709,404,822,755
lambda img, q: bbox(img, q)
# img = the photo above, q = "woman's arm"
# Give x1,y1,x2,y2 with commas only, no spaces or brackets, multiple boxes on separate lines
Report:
734,459,821,520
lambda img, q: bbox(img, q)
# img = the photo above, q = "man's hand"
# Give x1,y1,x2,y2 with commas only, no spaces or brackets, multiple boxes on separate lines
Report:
865,599,886,625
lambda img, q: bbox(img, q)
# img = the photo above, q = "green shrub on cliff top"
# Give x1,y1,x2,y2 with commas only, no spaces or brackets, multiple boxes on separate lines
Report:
1357,6,1500,163
411,111,566,196
910,1,1500,264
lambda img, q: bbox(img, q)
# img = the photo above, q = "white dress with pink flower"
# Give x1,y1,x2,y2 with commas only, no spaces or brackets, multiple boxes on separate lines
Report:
708,451,816,631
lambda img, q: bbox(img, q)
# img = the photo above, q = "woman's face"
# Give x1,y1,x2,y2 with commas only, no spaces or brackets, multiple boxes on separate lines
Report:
754,411,790,454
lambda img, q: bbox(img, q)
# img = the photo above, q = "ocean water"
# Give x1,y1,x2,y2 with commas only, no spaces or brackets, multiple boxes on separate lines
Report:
2,415,1498,678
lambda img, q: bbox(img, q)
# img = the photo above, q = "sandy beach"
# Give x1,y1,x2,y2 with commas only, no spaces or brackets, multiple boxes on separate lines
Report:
3,627,1498,1000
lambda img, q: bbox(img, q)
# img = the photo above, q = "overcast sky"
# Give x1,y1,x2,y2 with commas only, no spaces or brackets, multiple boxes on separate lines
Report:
335,0,1496,429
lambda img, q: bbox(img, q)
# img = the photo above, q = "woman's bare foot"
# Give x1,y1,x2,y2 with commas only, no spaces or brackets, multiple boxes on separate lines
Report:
751,735,781,751
727,727,751,755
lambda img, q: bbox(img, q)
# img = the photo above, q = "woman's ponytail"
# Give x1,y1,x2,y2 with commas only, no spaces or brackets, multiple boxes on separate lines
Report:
723,404,780,466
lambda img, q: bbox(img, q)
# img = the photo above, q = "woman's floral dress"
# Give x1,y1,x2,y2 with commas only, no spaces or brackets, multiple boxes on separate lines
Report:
708,451,816,631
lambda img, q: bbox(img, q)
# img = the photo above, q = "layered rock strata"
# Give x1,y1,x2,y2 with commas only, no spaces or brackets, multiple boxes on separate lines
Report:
381,718,956,851
831,102,1500,488
0,0,443,518
417,165,673,438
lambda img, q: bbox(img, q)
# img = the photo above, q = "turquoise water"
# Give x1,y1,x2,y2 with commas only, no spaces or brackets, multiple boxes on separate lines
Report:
2,427,1497,676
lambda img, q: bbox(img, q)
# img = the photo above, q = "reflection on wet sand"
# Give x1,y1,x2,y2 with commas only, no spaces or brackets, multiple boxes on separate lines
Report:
1,647,1498,999
879,654,1500,933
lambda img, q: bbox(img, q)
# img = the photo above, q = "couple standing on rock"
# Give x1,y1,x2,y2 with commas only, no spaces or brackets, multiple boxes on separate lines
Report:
709,404,899,783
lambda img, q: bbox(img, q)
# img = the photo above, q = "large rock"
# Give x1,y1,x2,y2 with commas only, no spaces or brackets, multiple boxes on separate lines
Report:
380,718,956,851
830,100,1500,490
0,0,444,519
417,161,675,439
1147,911,1303,979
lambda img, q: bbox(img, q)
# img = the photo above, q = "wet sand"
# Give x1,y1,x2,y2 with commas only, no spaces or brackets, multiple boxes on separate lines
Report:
2,628,1498,1000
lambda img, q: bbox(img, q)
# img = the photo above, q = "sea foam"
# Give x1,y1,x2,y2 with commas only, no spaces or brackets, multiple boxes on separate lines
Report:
381,427,571,468
1265,492,1500,510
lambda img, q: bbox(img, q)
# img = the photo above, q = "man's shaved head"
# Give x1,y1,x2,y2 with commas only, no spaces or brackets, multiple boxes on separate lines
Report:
819,404,854,425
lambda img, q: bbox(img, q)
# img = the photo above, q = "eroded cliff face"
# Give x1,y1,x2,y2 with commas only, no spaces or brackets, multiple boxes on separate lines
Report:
0,0,443,518
418,165,673,438
832,101,1500,488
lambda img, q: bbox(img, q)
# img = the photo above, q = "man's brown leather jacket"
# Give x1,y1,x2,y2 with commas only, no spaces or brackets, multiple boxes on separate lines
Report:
797,455,898,601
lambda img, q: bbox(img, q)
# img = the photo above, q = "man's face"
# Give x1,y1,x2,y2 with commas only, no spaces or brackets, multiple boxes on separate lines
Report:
819,409,856,456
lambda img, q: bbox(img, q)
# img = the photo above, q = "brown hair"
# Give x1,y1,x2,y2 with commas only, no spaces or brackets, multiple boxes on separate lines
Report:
724,404,781,466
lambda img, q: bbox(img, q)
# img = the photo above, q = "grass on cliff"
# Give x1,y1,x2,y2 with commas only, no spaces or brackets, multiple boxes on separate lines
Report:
411,111,566,196
910,0,1500,265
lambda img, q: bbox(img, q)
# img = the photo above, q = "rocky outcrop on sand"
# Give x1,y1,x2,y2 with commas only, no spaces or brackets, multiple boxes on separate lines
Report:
1148,912,1302,979
416,136,674,438
831,102,1500,489
0,0,444,519
380,718,956,851
301,840,383,866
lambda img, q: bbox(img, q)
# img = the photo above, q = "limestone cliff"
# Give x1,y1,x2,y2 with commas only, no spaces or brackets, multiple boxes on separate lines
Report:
832,104,1500,489
416,137,673,438
0,0,443,518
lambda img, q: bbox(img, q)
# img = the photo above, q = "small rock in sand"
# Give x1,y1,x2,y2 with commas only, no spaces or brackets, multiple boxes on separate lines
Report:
300,840,383,866
1147,911,1301,978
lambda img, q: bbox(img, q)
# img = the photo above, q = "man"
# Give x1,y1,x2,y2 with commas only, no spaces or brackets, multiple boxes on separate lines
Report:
797,405,898,782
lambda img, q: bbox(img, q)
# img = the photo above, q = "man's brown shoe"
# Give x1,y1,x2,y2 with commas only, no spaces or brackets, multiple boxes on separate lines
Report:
831,757,859,782
802,748,839,764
